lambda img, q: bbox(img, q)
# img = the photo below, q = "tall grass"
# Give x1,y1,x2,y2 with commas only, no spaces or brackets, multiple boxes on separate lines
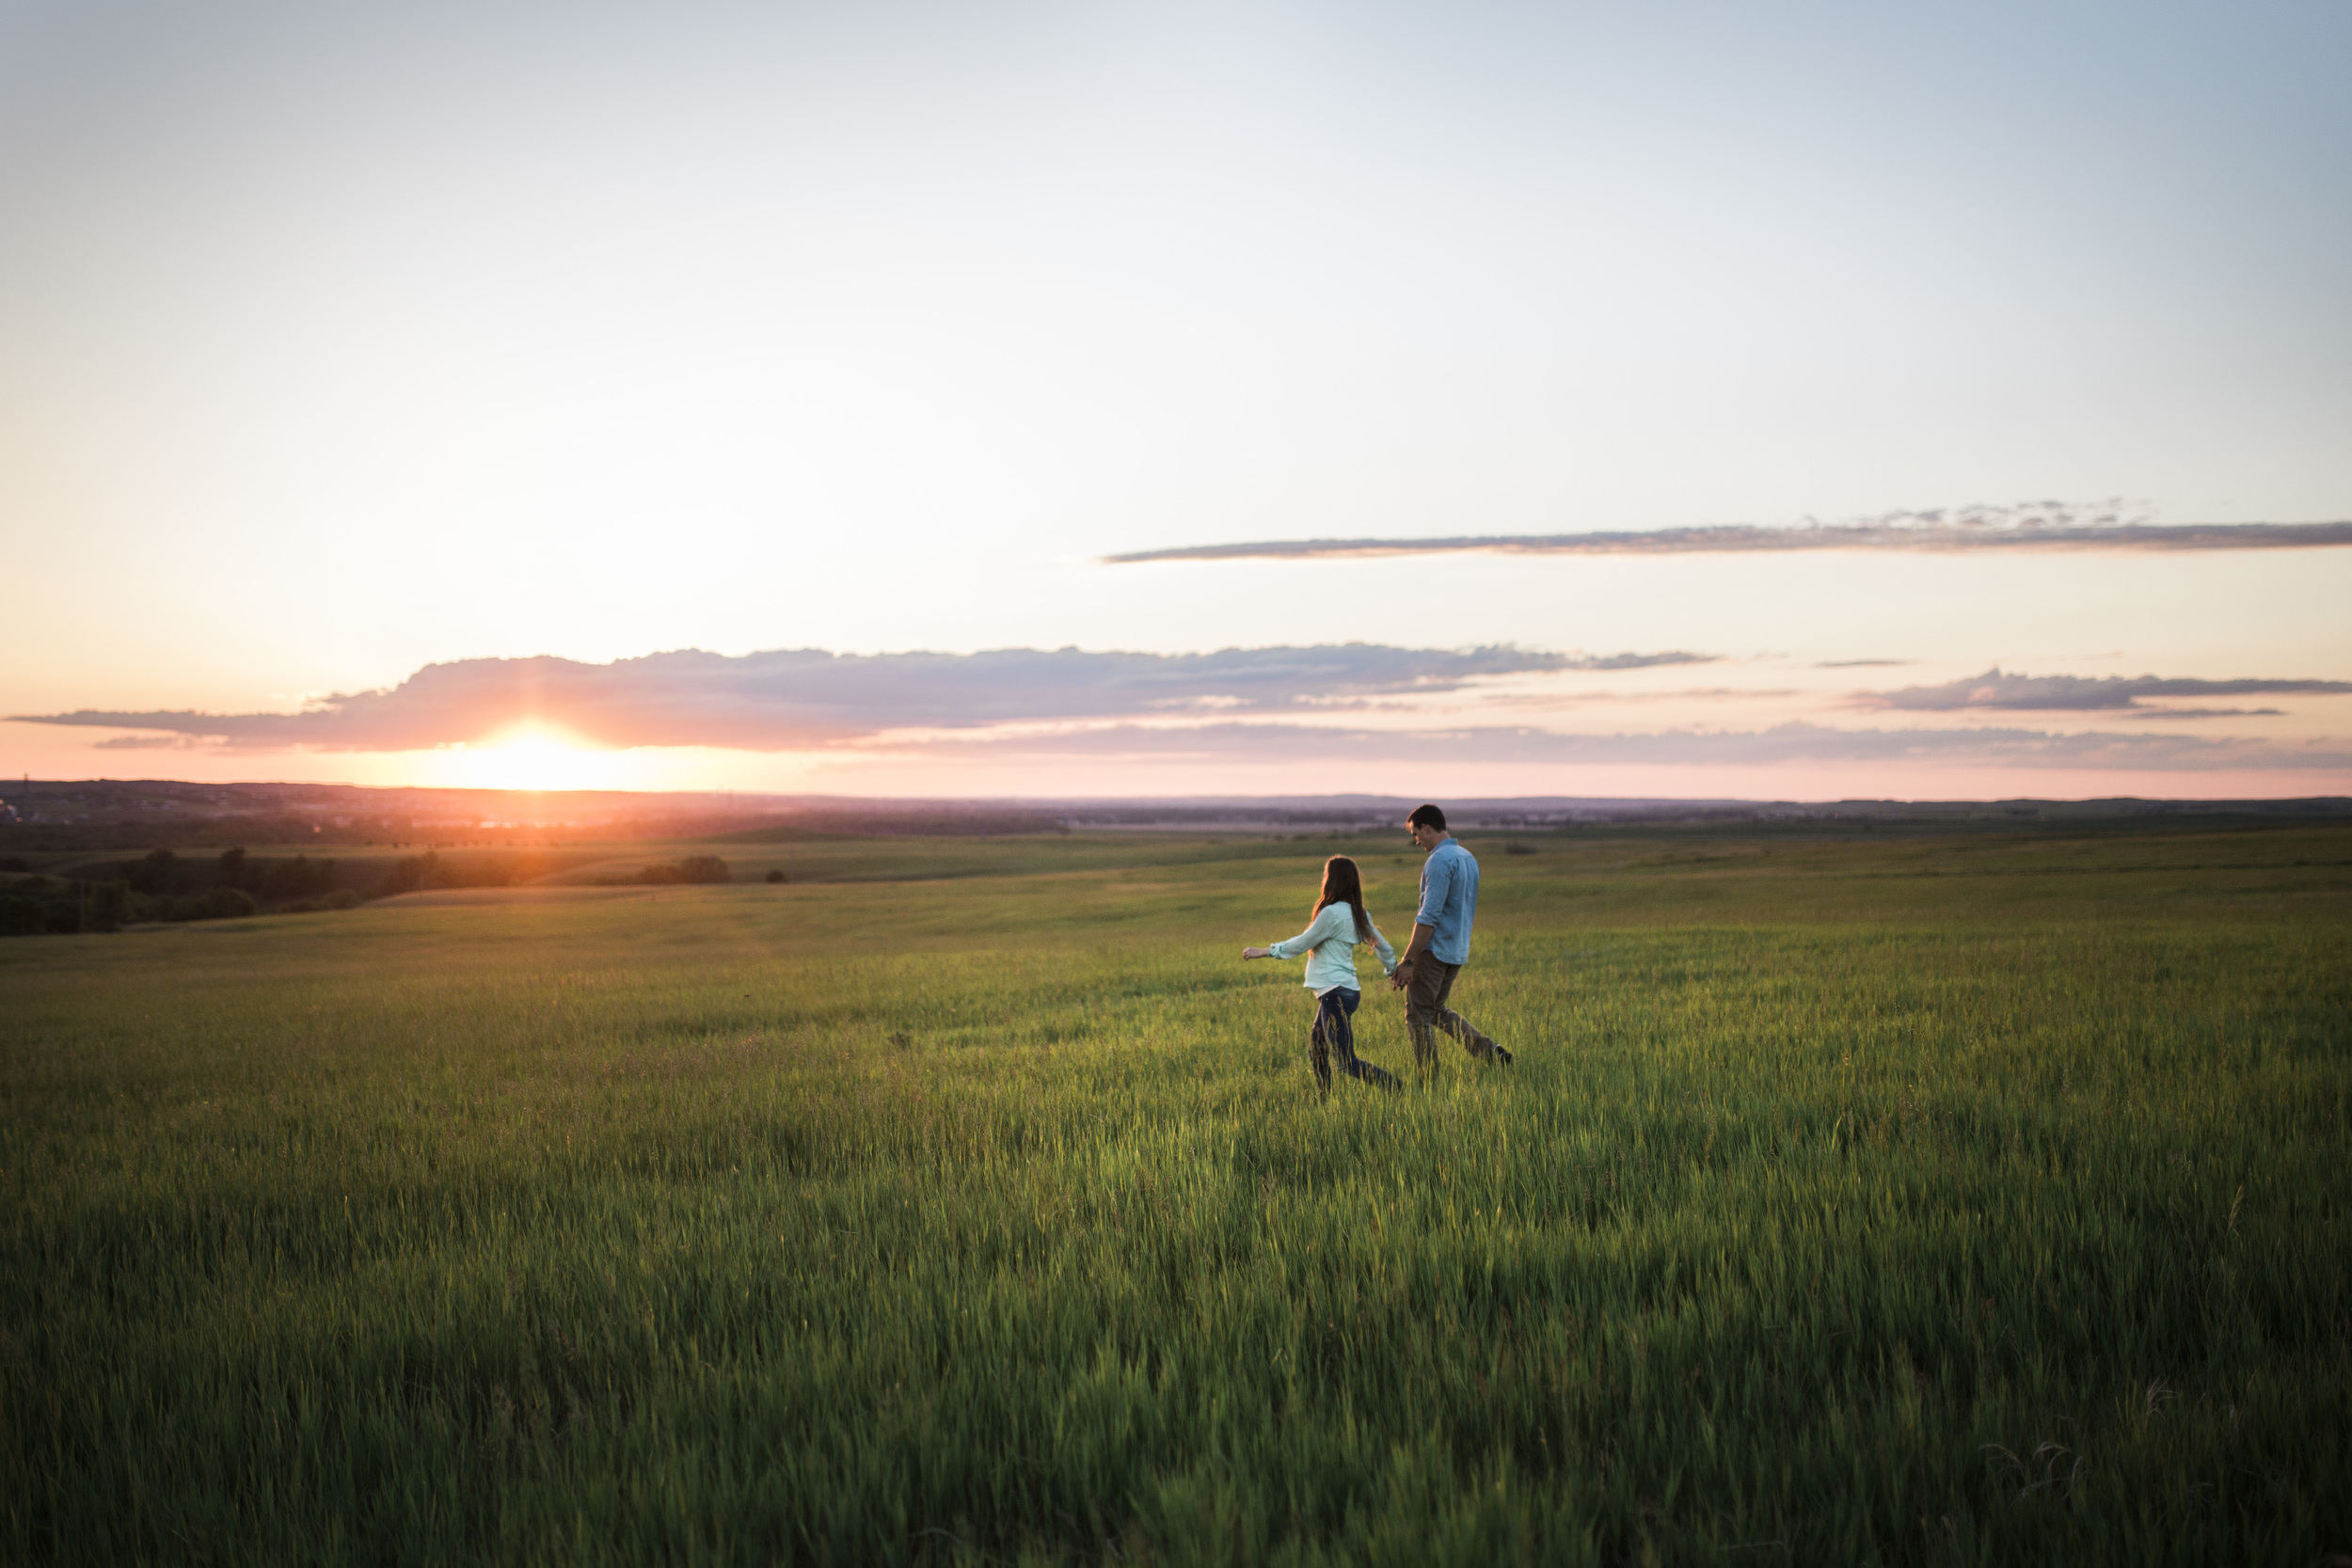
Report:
3,826,2347,1564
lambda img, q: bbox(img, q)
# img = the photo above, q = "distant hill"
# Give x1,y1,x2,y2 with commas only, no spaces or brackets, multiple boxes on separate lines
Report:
2,777,2345,852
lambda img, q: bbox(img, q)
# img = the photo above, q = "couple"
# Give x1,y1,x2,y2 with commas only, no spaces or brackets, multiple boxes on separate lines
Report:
1242,803,1513,1096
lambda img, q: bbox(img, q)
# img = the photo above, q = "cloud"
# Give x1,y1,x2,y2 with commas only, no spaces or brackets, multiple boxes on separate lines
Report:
1558,651,1717,671
1859,668,2352,714
12,643,1712,752
1103,503,2352,564
1474,688,1802,707
883,721,2352,772
1815,659,1914,669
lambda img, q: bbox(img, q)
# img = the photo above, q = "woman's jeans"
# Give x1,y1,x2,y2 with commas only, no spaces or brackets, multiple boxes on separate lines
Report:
1310,988,1402,1096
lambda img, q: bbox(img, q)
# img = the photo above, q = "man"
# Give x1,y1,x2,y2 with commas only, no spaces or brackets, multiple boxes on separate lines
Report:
1389,803,1512,1074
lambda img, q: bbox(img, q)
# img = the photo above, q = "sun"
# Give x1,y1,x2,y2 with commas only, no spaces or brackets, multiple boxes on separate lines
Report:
451,727,615,793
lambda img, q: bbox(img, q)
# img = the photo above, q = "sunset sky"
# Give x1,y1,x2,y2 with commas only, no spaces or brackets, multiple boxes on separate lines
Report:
4,0,2347,801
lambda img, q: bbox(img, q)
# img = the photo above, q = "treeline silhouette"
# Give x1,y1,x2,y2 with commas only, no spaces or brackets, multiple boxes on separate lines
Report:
718,811,1067,841
2,816,654,852
2,806,1070,853
592,855,733,886
1,847,754,936
2,847,361,935
375,850,572,895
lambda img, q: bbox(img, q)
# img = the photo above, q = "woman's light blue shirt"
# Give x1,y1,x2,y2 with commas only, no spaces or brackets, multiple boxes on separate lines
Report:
1268,903,1398,994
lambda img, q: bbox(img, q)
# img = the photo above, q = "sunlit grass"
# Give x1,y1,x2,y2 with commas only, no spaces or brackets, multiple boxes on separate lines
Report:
3,826,2347,1564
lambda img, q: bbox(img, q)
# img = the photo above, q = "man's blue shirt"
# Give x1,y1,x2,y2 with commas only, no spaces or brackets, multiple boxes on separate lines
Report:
1414,837,1479,964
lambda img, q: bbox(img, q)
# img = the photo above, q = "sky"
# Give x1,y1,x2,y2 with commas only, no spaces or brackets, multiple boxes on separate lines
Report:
3,0,2348,802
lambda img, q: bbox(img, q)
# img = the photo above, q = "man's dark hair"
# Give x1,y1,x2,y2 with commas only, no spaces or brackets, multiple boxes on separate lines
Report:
1407,803,1447,832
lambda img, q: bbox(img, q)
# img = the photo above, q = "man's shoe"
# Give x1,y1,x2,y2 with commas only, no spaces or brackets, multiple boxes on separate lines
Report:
1491,1045,1514,1067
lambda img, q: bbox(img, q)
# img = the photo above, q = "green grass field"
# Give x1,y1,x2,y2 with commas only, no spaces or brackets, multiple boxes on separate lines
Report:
5,823,2348,1565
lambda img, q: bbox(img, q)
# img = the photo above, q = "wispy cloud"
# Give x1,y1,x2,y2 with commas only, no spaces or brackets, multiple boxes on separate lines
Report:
1104,503,2352,564
887,721,2352,772
1815,659,1914,669
87,734,218,751
13,643,1712,752
1859,668,2352,715
1473,688,1802,707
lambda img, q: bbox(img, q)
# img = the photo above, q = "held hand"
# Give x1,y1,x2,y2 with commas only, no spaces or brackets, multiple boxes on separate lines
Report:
1390,961,1413,990
1242,946,1272,959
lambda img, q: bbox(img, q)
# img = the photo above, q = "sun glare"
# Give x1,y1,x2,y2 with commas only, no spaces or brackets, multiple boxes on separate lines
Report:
451,728,615,793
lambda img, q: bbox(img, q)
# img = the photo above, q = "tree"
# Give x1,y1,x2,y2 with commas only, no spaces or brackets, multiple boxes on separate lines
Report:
188,886,257,920
377,852,440,896
86,881,130,933
257,855,337,902
124,849,179,896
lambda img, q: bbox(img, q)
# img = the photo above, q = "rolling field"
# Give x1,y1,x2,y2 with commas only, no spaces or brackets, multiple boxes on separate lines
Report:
4,823,2349,1565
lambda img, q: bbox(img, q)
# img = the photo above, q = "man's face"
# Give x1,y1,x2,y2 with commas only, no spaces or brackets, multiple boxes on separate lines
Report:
1406,820,1442,850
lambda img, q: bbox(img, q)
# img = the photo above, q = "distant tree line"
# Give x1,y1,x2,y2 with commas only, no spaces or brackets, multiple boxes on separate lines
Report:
2,842,753,937
0,816,366,852
638,854,732,884
0,878,138,936
372,850,589,895
591,855,733,886
717,812,1067,841
0,803,1072,853
1,847,364,937
118,847,345,902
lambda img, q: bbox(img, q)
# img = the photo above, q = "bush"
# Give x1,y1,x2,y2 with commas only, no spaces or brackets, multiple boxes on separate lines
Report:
0,877,130,934
635,856,730,885
86,881,130,933
184,887,258,921
764,869,787,884
122,849,181,895
325,889,362,910
376,851,441,896
255,853,337,902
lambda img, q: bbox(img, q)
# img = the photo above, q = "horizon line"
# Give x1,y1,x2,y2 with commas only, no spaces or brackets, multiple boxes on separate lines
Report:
7,778,2349,811
1103,519,2352,564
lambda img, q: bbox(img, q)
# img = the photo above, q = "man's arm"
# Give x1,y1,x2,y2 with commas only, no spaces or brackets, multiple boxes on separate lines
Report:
1391,849,1454,987
1393,852,1445,988
1390,921,1437,990
1392,847,1449,984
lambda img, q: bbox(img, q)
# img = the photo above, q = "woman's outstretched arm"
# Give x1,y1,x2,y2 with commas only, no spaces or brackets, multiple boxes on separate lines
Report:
1248,904,1345,961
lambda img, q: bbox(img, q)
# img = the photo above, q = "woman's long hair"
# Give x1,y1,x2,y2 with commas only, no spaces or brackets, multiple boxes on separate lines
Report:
1315,856,1374,944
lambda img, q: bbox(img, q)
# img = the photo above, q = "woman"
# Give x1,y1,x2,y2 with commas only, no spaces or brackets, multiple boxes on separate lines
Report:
1243,856,1403,1095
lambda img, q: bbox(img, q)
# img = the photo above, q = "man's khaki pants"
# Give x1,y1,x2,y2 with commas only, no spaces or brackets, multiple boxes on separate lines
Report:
1404,958,1502,1071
